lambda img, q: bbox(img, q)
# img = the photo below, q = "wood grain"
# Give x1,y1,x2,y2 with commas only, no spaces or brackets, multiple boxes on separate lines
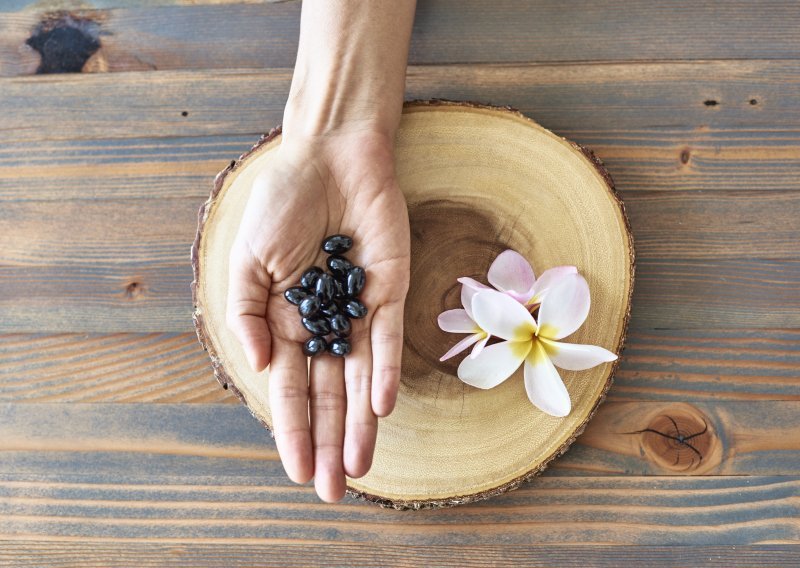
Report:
2,128,799,203
0,0,796,559
1,192,797,266
3,1,800,75
613,328,800,401
1,260,798,333
2,402,799,477
1,404,799,542
0,333,229,403
0,61,797,142
3,0,287,9
2,542,799,568
1,328,798,404
1,475,797,543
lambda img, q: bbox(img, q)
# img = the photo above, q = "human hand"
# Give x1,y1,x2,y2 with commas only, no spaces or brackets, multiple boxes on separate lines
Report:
225,131,410,502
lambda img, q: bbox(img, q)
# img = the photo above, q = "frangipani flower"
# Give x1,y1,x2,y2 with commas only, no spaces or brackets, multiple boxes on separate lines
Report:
438,250,578,361
458,274,618,417
437,277,492,361
487,249,578,308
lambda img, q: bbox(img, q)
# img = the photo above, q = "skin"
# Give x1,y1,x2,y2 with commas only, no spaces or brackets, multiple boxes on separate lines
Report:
226,0,417,502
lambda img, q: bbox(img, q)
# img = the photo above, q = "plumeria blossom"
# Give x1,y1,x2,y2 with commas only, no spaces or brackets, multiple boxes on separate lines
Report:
438,250,578,361
459,274,617,417
436,250,617,418
487,249,578,308
437,277,492,361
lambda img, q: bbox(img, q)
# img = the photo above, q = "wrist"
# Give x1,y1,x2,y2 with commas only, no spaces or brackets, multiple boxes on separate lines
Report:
280,0,415,145
282,63,404,144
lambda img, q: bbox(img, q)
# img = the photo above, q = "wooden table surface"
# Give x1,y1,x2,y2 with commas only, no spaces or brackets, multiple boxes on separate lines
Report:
1,1,799,566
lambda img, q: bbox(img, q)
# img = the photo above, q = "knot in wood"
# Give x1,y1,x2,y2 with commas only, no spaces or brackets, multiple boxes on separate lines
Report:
124,281,145,300
26,12,102,74
632,405,718,473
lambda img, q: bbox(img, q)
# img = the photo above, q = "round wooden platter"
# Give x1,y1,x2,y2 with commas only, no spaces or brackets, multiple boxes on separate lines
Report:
191,99,635,509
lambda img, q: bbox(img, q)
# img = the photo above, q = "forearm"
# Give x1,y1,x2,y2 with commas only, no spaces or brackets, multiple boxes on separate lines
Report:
282,0,417,144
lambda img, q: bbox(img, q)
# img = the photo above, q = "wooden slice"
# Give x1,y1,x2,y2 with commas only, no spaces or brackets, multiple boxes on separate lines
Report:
191,99,635,509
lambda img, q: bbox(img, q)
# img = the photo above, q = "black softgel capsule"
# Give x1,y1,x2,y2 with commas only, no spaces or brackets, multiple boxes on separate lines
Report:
300,266,323,290
303,336,327,357
322,234,353,255
284,286,308,306
328,337,352,357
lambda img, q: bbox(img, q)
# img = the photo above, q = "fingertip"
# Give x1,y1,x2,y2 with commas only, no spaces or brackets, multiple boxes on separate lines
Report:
245,344,270,373
285,458,314,485
314,468,347,503
343,443,374,478
372,390,397,418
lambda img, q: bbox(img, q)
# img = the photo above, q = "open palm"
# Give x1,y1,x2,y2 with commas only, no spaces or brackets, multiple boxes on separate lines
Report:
226,132,410,502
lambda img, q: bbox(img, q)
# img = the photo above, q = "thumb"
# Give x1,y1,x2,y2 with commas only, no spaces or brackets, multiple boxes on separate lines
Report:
226,244,272,372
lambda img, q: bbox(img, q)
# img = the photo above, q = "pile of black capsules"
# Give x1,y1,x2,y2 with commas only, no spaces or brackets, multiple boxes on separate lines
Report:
283,234,368,358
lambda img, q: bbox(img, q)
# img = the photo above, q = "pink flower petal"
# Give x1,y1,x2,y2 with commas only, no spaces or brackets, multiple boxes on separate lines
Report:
524,341,571,417
469,334,491,358
536,273,591,340
530,266,578,303
457,339,530,389
472,289,537,341
540,337,618,371
457,277,491,319
487,250,536,301
440,332,484,362
437,309,478,333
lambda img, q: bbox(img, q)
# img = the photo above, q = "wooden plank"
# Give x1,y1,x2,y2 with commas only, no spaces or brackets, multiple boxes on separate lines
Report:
0,263,191,333
622,190,800,259
1,190,798,267
3,1,800,75
0,333,230,404
569,401,800,476
0,259,798,333
0,404,799,543
2,474,797,544
4,0,284,9
0,61,797,142
3,128,800,202
2,542,799,568
0,134,248,201
614,328,800,402
0,450,797,544
2,402,800,477
631,260,800,330
1,329,798,404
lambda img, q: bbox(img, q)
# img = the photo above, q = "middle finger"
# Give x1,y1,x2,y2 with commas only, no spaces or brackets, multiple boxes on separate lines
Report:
309,351,347,502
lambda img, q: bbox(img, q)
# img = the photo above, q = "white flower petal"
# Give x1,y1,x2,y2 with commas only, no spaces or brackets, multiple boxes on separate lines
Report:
458,277,491,319
438,309,478,333
536,273,591,340
457,339,530,389
472,289,537,341
487,250,536,301
469,334,491,358
530,266,578,303
440,332,484,362
524,342,571,417
540,337,618,371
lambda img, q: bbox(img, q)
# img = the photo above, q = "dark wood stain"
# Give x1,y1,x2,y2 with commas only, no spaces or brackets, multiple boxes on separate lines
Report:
25,12,101,74
402,199,505,390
